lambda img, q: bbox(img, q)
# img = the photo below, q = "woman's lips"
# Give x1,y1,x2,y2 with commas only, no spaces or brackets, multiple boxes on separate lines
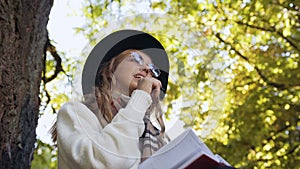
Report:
134,73,146,79
134,74,145,78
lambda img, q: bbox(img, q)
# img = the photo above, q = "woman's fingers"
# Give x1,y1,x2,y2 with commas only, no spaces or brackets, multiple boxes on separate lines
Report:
136,77,161,95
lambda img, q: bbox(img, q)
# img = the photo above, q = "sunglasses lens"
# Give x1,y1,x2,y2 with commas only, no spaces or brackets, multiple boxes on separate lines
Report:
131,52,143,65
148,64,161,77
131,52,161,77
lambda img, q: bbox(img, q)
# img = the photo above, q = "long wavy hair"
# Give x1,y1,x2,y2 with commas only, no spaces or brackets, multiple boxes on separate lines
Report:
51,49,166,143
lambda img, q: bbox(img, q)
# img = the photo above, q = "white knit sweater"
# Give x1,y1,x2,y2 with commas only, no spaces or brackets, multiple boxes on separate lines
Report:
56,90,152,169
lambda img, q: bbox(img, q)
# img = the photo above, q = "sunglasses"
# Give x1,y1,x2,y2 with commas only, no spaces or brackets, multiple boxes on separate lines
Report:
130,52,161,77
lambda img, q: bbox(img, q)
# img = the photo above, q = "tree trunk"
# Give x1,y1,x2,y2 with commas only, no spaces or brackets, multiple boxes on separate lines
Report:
0,0,53,168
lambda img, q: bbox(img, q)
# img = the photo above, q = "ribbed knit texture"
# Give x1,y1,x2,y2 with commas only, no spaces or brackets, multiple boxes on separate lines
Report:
56,90,152,169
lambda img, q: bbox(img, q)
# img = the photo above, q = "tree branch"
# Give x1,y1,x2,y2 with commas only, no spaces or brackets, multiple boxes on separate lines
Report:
279,144,300,157
233,20,300,52
215,33,287,90
42,37,64,84
213,2,300,52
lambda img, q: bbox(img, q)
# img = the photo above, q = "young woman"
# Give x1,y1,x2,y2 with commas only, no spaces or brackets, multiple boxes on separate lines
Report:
52,29,170,169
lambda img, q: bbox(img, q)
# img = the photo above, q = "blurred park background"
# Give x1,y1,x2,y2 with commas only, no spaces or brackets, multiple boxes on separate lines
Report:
29,0,299,168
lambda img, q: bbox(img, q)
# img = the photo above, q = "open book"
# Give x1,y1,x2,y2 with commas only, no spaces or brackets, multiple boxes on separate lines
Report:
139,128,231,169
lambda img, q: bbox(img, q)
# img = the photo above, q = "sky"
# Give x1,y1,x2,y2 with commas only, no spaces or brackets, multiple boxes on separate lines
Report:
47,0,87,56
36,0,185,144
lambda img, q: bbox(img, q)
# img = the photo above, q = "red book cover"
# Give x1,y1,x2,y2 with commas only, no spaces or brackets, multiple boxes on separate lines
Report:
184,154,223,169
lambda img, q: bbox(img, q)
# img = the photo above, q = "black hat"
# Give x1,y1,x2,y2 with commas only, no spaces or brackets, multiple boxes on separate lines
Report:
82,29,169,99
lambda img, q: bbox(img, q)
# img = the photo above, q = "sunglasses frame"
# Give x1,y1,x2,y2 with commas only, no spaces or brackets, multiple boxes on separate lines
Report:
130,52,161,77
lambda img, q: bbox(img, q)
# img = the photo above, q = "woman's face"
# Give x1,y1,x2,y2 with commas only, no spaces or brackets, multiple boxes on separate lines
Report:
113,51,154,96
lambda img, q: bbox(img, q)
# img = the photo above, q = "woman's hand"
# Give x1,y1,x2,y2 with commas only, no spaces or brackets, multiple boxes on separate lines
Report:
136,77,161,98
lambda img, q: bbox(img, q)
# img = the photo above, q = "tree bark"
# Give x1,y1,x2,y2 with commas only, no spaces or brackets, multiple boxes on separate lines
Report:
0,0,53,168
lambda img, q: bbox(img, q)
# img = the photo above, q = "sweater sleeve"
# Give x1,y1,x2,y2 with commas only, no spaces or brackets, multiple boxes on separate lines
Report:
57,90,152,169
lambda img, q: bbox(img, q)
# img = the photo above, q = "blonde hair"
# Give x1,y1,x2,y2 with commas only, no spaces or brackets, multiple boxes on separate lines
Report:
83,50,129,122
51,49,166,143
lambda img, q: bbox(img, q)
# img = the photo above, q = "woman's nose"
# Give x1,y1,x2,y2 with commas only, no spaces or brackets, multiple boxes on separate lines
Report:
140,67,152,77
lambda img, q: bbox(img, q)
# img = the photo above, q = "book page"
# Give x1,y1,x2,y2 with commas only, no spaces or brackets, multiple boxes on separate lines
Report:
139,128,224,169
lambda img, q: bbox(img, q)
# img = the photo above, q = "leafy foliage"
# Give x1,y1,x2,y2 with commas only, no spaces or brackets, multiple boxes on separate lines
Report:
32,40,75,168
31,140,57,169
